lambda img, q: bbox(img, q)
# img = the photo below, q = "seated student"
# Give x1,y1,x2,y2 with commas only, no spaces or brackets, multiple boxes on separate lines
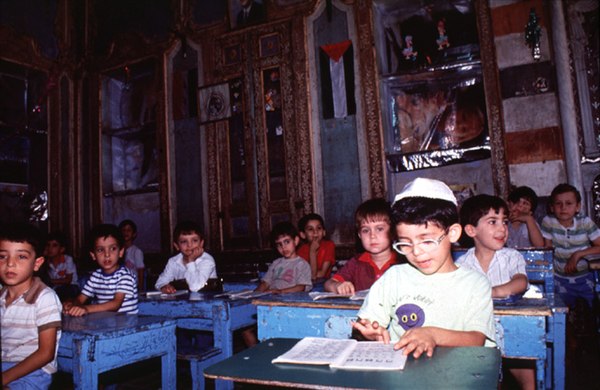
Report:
44,231,80,301
256,221,313,293
118,219,145,291
297,213,336,281
353,178,496,359
243,221,313,346
1,223,62,389
155,220,217,293
506,186,544,248
541,183,600,309
324,198,398,294
456,194,532,390
63,224,138,316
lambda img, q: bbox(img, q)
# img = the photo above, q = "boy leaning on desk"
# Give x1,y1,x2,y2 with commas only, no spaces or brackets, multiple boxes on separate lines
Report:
154,220,217,293
353,178,496,359
63,224,138,316
1,223,62,389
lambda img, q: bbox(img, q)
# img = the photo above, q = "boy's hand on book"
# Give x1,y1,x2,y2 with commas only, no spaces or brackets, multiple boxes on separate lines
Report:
396,327,436,358
336,281,355,295
161,284,176,294
351,318,390,343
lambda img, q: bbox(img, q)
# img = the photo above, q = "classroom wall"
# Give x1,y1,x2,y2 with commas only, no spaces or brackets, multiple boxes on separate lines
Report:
491,0,567,198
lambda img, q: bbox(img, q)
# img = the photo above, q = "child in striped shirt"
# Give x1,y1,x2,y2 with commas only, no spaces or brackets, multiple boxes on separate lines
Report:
63,224,138,316
541,183,600,308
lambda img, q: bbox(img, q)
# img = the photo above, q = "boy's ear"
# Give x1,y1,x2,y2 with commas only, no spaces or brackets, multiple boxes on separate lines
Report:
33,256,45,271
463,224,477,238
447,223,463,243
89,251,97,261
173,242,180,252
119,247,125,258
299,231,306,240
293,236,300,247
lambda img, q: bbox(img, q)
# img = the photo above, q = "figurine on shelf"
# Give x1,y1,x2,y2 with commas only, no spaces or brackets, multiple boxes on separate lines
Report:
436,18,450,50
402,35,418,61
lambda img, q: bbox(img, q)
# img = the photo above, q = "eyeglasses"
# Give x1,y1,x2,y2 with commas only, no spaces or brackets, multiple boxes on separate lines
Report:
392,233,447,256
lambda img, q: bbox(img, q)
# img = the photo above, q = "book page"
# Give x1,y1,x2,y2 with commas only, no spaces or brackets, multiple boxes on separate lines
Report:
309,291,352,300
272,337,356,365
331,342,407,370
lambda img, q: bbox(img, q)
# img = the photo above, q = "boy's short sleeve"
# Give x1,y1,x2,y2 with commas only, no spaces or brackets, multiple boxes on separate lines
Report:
294,258,313,290
36,288,63,329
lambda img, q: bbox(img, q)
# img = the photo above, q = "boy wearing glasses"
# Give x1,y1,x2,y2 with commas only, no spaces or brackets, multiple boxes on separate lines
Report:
353,178,495,359
63,224,138,316
324,198,399,294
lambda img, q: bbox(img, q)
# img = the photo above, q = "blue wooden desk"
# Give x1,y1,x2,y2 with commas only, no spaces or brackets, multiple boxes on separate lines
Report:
253,292,567,390
138,291,256,358
57,312,176,390
204,337,501,389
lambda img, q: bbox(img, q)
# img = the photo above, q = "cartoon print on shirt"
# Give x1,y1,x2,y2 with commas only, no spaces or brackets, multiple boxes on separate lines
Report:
395,303,425,330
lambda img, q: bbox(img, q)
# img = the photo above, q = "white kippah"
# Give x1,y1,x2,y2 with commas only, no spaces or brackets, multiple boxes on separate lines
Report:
393,178,457,205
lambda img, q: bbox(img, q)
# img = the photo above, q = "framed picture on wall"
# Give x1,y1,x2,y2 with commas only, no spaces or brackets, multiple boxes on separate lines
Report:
229,0,266,30
383,66,491,172
198,82,232,124
259,33,280,58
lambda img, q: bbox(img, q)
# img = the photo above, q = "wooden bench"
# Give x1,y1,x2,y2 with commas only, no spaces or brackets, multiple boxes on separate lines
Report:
452,247,554,294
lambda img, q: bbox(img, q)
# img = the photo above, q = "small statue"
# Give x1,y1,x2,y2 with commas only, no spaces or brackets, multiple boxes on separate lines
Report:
402,35,418,61
436,19,450,50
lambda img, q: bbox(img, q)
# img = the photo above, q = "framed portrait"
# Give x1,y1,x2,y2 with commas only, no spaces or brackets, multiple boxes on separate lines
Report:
229,0,266,30
259,33,280,58
224,44,242,66
198,82,231,124
384,66,490,172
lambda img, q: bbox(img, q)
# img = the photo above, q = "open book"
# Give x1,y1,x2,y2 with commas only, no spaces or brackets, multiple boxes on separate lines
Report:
144,290,187,299
214,289,270,299
308,289,369,301
272,337,407,370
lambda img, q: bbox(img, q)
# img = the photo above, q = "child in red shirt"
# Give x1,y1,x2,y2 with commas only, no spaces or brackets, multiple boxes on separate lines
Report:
324,198,399,294
297,213,336,281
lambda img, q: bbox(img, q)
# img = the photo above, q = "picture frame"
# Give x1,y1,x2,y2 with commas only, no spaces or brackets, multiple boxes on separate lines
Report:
224,44,242,66
198,82,232,124
383,66,490,172
228,0,266,30
259,33,280,58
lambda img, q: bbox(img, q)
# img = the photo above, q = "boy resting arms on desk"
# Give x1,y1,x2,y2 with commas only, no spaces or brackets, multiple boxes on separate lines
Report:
63,224,138,316
155,220,217,293
456,194,532,390
1,224,62,389
353,178,496,359
324,198,399,294
244,222,312,346
256,221,312,293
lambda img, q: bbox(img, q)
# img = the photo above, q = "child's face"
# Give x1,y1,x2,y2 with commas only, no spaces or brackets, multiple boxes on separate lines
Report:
394,222,460,275
0,240,44,289
90,236,124,274
274,234,299,259
358,219,391,256
465,208,509,252
551,192,581,226
44,239,65,258
508,198,532,216
120,225,136,243
174,233,204,261
300,219,326,243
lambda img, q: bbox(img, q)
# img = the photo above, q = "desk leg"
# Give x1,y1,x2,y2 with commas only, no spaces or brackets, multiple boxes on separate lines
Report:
73,338,99,390
550,309,567,390
161,332,177,390
215,378,233,390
